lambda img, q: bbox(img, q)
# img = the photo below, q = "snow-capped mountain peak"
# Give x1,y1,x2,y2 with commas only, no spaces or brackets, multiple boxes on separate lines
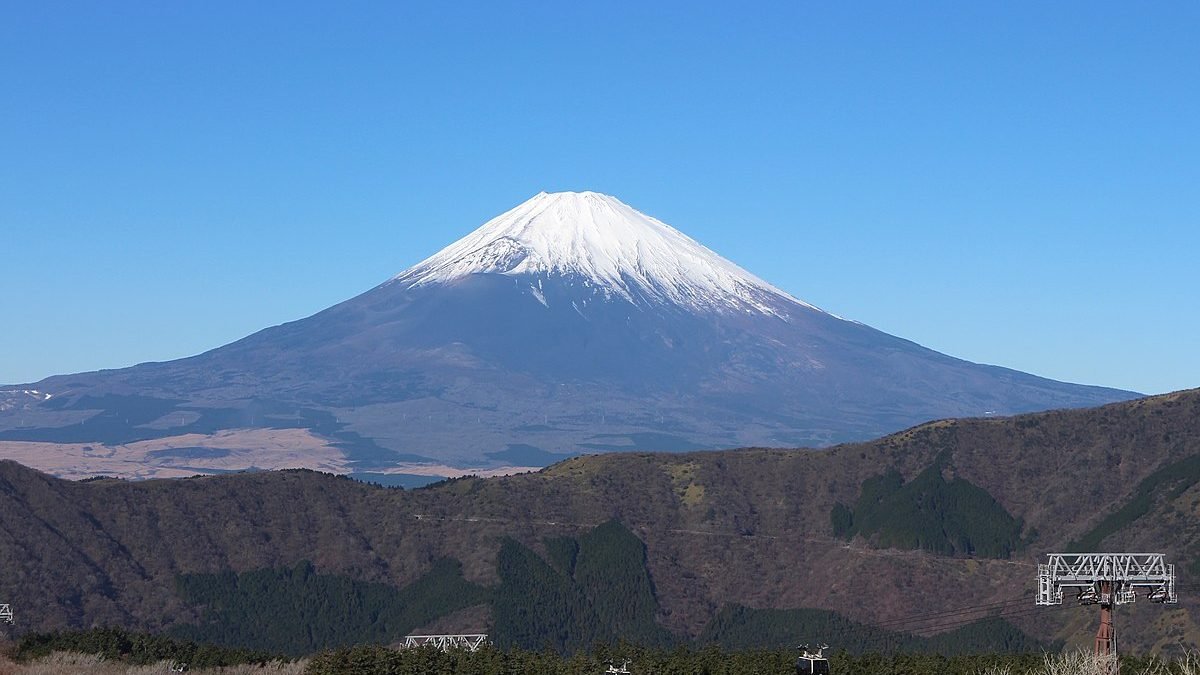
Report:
394,191,827,316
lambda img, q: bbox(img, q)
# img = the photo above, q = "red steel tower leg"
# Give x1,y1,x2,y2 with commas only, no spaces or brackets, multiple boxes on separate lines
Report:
1094,602,1114,655
1094,580,1116,675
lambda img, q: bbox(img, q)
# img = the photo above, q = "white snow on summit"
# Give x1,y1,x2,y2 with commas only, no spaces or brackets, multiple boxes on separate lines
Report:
395,191,833,317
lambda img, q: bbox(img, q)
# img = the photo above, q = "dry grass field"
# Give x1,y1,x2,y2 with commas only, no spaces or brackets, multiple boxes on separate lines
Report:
0,428,539,480
0,428,348,480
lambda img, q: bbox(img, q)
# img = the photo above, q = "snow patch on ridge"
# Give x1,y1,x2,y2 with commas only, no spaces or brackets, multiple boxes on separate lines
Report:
0,389,52,401
528,285,548,307
393,191,839,318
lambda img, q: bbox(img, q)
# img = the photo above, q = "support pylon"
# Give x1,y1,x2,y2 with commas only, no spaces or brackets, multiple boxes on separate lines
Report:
1094,581,1117,675
1037,553,1177,674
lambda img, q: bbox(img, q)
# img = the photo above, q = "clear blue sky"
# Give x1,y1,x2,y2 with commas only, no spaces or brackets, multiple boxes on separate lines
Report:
2,2,1197,395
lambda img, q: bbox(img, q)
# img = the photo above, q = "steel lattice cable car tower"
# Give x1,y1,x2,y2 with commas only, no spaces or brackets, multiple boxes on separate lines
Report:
1037,553,1177,657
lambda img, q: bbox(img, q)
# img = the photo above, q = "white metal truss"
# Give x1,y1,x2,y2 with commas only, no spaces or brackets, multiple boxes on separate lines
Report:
399,634,489,652
0,604,11,624
1036,553,1177,606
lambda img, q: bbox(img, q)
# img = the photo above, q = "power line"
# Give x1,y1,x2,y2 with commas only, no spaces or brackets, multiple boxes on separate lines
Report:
835,602,1077,653
827,598,1025,647
906,603,1074,636
865,596,1032,630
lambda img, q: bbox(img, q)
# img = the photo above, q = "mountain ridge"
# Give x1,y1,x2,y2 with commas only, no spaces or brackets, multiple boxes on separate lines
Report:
0,388,1196,651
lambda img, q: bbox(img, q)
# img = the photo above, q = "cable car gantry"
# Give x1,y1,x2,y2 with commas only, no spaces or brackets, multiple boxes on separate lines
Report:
398,634,489,652
1036,553,1177,657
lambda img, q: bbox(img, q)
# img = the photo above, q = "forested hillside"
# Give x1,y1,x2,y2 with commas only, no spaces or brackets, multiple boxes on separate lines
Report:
0,389,1198,654
172,558,487,655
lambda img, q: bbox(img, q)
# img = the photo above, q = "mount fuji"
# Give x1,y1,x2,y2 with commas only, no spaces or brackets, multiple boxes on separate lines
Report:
0,191,1137,479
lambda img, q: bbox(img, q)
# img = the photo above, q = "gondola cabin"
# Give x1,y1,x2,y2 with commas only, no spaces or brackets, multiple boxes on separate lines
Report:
796,646,830,675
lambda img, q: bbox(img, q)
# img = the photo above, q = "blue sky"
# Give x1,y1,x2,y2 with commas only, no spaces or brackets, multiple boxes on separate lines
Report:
2,2,1197,395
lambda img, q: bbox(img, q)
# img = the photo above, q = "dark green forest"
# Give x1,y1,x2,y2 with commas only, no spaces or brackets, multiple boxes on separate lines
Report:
304,644,1180,675
12,627,282,668
172,558,488,655
13,630,1190,675
164,521,673,655
832,462,1026,558
492,519,674,651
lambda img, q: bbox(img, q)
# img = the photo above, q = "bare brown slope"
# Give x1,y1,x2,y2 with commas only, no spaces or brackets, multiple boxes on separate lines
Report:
0,389,1197,649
